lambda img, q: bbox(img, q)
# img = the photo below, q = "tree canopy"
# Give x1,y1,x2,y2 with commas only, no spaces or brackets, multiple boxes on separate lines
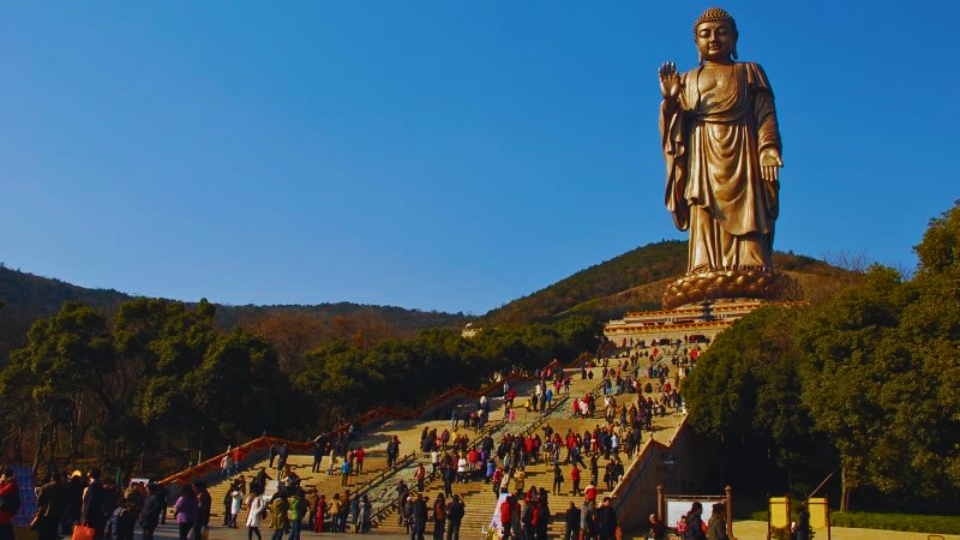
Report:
683,200,960,510
0,295,599,478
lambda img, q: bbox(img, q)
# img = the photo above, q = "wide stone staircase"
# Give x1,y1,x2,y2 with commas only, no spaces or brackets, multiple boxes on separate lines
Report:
187,374,543,525
370,359,684,539
182,347,688,538
204,453,391,523
370,373,599,538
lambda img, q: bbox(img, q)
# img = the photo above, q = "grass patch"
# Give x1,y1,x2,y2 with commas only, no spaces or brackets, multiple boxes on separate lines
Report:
749,510,769,521
745,510,960,535
831,512,960,535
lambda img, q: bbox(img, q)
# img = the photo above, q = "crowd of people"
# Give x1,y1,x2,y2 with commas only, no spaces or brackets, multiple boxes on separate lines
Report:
0,345,696,540
674,501,730,540
386,362,638,540
397,490,466,540
482,352,695,540
0,434,392,540
0,466,172,540
494,486,619,540
235,443,384,539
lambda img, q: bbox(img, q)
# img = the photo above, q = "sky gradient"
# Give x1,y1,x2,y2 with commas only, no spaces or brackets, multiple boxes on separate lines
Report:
2,1,957,314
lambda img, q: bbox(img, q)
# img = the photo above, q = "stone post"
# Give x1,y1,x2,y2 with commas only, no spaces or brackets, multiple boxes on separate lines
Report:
726,485,735,540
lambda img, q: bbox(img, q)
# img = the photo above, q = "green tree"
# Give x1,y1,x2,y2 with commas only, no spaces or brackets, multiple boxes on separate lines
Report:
187,329,289,446
118,298,219,461
900,200,960,492
683,306,815,491
796,266,936,507
295,340,377,428
1,302,115,467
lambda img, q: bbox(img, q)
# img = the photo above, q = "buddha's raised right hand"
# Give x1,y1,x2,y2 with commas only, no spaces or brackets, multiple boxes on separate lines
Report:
659,62,681,101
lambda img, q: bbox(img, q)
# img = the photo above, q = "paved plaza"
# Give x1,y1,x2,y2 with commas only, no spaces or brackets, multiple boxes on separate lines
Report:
139,520,960,540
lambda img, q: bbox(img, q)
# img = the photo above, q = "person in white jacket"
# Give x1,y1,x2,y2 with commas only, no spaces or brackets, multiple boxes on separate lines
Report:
229,490,243,528
245,493,266,540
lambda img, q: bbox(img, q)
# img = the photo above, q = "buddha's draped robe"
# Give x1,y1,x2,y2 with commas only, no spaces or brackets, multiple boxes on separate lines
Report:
660,62,782,274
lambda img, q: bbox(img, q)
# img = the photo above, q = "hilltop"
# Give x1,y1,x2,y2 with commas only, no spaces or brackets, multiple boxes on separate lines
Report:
479,240,857,325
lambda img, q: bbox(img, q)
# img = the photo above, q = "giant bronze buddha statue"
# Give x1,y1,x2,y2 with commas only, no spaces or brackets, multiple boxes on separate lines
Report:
658,7,785,309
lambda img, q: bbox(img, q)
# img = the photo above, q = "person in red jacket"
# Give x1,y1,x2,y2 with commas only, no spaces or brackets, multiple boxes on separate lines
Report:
355,447,366,475
466,448,479,477
584,483,597,503
569,465,582,496
0,468,19,540
499,496,513,540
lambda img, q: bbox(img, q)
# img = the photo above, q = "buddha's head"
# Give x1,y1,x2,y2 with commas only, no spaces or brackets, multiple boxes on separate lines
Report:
693,7,738,64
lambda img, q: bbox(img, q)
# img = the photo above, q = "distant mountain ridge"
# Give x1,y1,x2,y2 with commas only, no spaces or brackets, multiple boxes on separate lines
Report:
0,265,469,366
0,241,852,364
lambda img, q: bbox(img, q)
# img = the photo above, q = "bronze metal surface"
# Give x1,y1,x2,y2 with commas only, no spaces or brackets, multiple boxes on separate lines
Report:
658,7,784,309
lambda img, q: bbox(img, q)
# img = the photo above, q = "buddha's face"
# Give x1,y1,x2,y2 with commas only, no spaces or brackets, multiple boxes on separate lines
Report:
695,21,736,62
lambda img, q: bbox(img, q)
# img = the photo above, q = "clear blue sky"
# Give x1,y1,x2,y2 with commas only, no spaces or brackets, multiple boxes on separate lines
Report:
1,1,957,315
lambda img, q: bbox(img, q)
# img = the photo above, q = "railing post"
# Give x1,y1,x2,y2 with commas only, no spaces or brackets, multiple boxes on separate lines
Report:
657,484,664,522
726,485,735,540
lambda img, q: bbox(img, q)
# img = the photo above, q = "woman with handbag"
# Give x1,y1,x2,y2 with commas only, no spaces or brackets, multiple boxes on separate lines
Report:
35,471,68,540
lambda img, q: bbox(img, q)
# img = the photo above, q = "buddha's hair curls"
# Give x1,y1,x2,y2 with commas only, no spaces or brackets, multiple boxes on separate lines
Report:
693,7,737,36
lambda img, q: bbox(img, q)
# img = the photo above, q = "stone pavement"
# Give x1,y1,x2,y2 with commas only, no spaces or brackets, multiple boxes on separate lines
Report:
149,523,412,540
728,520,960,540
139,520,960,540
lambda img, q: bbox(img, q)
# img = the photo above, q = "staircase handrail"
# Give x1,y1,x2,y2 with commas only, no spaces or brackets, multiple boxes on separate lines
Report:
367,414,508,527
157,355,592,487
350,451,418,500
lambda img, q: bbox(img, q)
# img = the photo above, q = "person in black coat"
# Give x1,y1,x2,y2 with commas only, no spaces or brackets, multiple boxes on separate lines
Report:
684,502,706,540
564,502,581,540
80,469,105,538
192,481,211,540
521,499,535,540
410,495,428,540
445,495,465,540
595,497,618,540
535,495,550,540
36,471,68,540
139,484,163,540
647,513,666,540
795,502,810,540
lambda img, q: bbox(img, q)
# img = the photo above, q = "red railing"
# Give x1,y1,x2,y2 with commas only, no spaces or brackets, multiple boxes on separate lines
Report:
159,353,597,486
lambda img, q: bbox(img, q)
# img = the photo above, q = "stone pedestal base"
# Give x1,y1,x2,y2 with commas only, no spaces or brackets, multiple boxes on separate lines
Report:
662,268,783,310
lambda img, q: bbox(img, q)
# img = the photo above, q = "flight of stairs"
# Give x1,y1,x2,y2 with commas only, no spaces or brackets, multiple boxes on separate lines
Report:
177,349,688,538
204,453,391,522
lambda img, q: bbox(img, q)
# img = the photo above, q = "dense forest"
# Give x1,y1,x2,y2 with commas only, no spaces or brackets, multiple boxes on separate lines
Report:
682,200,960,512
0,293,600,478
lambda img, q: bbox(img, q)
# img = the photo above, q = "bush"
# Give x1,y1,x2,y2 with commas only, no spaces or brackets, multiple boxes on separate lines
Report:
830,512,960,535
747,510,960,535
